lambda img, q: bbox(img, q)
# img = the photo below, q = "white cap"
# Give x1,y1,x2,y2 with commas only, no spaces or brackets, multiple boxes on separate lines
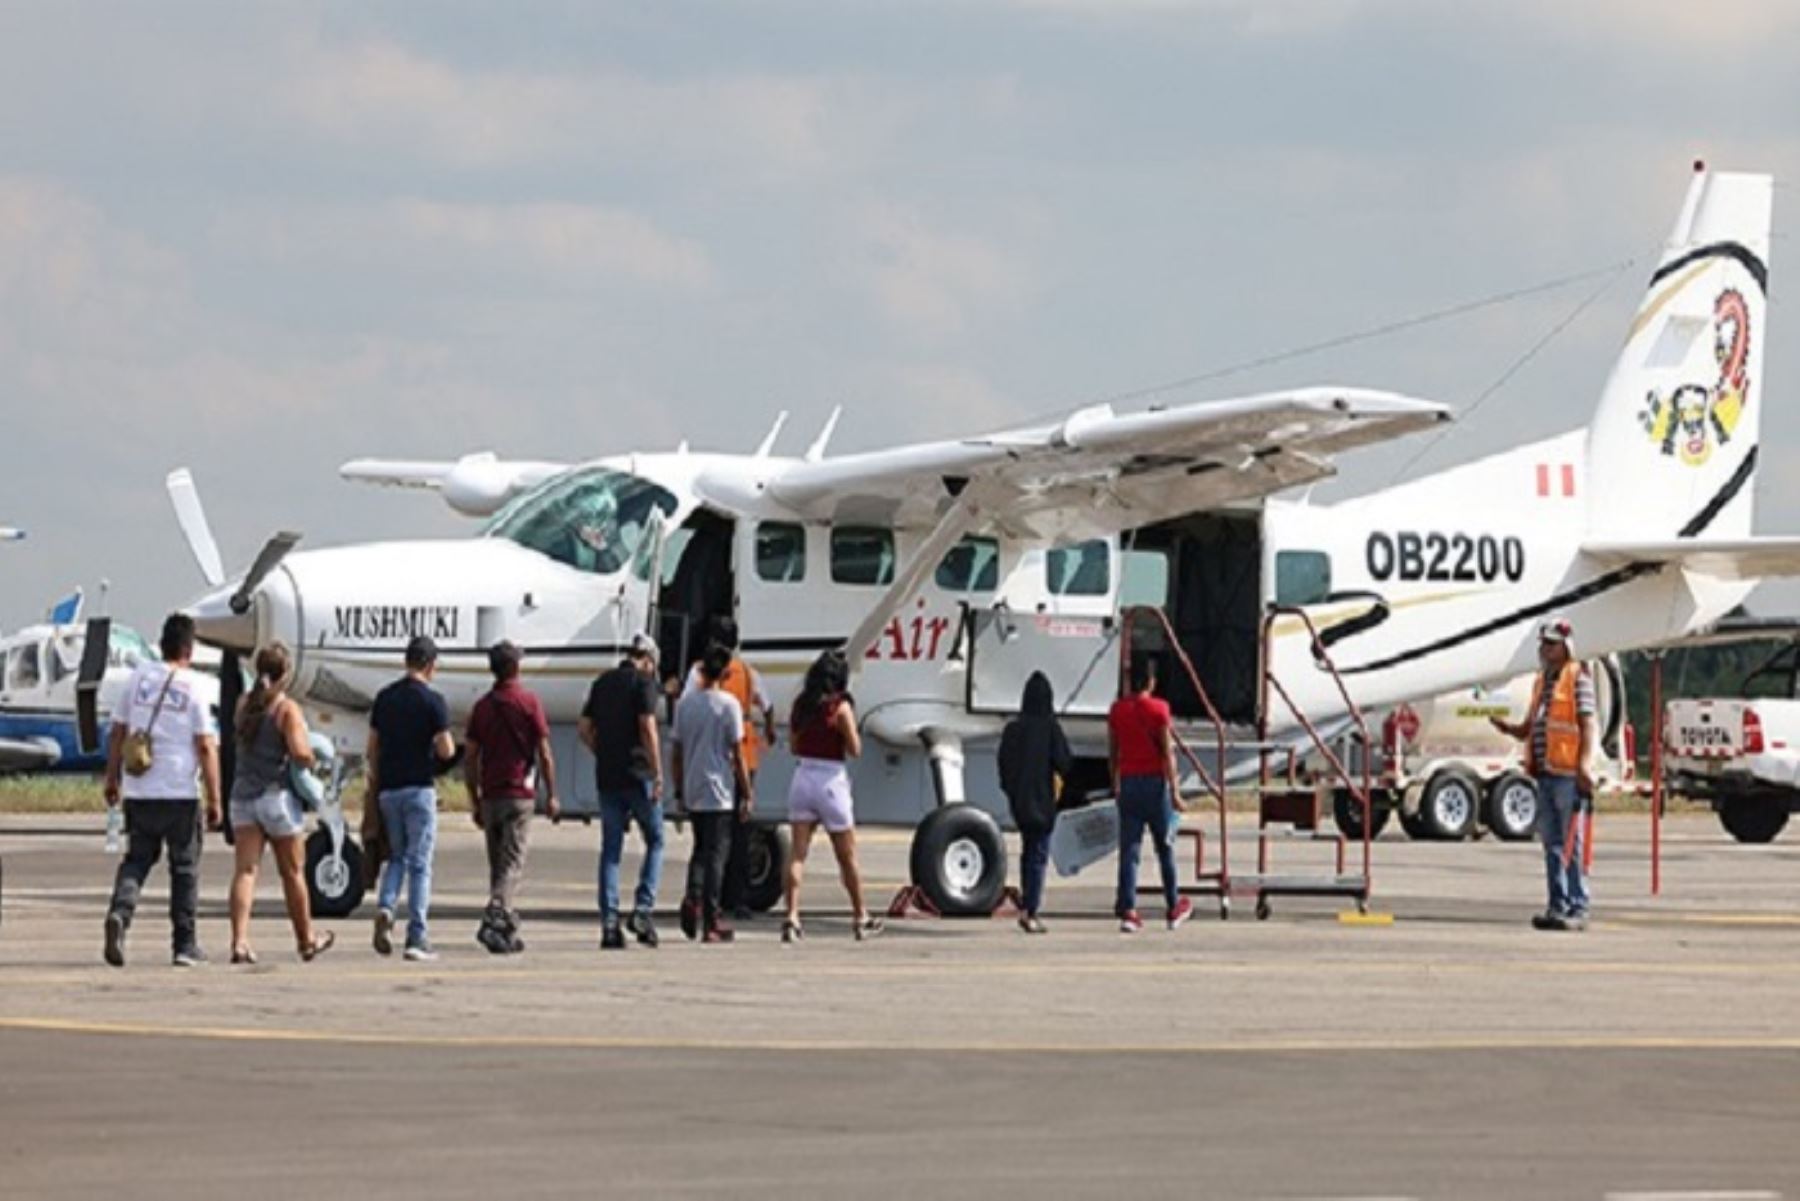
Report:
1537,616,1573,644
628,631,660,664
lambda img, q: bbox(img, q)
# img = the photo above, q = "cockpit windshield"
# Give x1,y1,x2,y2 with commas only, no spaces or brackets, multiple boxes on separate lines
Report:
483,468,679,576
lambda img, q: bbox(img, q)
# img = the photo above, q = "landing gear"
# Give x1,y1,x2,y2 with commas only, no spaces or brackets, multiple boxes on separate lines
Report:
908,804,1008,917
305,824,366,918
740,824,789,913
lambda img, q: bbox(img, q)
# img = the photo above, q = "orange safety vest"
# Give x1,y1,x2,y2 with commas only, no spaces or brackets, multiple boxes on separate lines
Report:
719,656,765,773
1525,661,1585,775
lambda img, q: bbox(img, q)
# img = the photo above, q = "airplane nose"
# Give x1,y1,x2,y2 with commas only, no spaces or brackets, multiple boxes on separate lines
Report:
187,585,255,653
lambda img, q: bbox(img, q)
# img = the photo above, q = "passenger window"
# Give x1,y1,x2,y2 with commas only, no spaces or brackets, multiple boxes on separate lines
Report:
1120,549,1170,609
1047,540,1111,597
8,642,41,691
831,526,896,586
755,523,807,583
936,537,999,593
1275,550,1332,607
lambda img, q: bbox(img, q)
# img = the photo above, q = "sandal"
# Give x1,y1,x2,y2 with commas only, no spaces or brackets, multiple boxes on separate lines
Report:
780,919,803,944
230,946,258,966
299,930,336,962
853,915,885,942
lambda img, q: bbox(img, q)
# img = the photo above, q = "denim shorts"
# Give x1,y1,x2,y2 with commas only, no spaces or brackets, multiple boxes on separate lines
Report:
233,788,306,839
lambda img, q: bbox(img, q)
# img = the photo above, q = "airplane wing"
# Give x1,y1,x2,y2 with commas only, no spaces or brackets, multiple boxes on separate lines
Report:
1583,537,1800,582
0,736,60,772
340,453,567,519
765,387,1450,540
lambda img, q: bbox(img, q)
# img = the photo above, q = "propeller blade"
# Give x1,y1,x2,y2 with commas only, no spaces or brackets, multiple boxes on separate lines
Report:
217,649,243,839
166,469,225,587
75,617,111,755
229,531,301,615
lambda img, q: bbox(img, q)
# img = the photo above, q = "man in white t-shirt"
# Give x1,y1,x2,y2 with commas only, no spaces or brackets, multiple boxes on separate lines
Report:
102,613,222,968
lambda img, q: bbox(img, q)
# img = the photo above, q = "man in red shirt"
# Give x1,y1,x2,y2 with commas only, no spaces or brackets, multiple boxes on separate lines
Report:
464,641,560,954
1107,657,1191,934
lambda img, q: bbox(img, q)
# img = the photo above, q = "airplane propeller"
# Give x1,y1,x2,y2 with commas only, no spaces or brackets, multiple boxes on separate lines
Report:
165,467,302,831
74,617,111,756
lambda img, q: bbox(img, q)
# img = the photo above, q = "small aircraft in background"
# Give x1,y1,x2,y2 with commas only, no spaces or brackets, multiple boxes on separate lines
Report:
0,589,188,773
0,528,23,543
162,164,1798,922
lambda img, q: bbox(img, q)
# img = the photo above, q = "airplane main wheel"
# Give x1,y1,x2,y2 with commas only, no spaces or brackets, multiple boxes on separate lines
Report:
1484,772,1539,842
1332,789,1392,841
1719,798,1789,844
1421,768,1482,841
741,825,789,913
909,804,1008,916
305,829,366,918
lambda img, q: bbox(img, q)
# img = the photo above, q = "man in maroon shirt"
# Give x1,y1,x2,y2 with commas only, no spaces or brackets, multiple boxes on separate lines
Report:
1107,657,1191,934
464,641,560,954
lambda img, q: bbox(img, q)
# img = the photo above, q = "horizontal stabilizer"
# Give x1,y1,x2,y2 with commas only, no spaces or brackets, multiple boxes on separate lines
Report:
1584,536,1800,581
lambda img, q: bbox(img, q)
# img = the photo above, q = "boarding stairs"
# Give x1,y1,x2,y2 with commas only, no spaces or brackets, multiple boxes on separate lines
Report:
1120,605,1375,920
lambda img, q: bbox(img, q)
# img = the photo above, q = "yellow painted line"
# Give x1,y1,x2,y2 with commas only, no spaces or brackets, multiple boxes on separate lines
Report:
1338,911,1394,926
6,1014,1800,1056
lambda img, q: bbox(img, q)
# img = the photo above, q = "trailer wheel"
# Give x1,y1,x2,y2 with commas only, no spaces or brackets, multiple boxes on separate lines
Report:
1420,768,1481,841
305,829,365,918
1332,789,1392,840
909,804,1008,916
1397,807,1431,840
741,825,789,913
1718,798,1789,844
1483,772,1539,842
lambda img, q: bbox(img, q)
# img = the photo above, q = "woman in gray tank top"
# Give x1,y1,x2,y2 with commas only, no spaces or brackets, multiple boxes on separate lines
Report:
226,643,335,964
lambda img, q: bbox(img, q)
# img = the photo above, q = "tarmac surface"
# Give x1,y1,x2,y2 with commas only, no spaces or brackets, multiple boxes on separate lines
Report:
3,809,1800,1199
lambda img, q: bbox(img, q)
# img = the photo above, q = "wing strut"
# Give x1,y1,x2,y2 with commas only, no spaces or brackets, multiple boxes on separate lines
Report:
844,484,994,669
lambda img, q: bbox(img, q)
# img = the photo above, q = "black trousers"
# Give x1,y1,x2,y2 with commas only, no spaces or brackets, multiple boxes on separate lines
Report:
684,812,733,925
108,800,202,953
719,772,753,911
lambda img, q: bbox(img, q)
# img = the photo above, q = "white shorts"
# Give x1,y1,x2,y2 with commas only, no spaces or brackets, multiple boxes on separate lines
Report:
788,759,854,833
233,788,305,839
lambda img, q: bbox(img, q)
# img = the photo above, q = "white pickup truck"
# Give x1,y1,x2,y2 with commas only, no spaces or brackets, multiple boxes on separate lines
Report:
1664,637,1800,843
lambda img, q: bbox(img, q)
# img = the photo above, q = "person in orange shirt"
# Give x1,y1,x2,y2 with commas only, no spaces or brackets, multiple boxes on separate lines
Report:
681,619,774,918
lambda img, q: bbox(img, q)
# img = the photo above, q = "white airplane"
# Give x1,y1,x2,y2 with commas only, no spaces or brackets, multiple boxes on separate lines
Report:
172,164,1795,919
0,528,23,543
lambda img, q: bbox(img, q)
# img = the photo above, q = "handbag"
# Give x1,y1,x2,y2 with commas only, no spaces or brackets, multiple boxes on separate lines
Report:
121,671,177,778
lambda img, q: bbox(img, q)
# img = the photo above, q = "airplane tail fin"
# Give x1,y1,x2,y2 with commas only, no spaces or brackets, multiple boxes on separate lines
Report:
1584,165,1772,542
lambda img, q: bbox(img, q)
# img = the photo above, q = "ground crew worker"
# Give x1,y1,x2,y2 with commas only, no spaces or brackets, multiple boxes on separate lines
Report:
1490,616,1597,931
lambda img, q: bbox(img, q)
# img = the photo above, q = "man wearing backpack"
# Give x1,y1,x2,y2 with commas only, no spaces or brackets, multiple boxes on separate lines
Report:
464,641,560,954
102,613,222,968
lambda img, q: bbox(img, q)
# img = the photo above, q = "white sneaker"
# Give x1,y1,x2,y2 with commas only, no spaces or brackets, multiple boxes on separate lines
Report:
403,942,438,963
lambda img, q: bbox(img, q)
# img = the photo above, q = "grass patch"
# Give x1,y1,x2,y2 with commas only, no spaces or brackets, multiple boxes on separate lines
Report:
0,773,474,815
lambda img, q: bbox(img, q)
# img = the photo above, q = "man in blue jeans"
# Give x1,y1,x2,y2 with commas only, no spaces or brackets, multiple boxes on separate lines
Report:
1108,658,1193,934
365,636,455,961
579,632,666,950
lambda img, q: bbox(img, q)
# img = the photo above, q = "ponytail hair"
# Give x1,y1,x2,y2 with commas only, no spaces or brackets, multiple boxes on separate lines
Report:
235,642,293,745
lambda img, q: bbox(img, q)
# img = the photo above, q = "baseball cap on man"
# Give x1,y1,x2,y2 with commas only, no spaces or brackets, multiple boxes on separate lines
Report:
1537,617,1573,644
628,631,660,665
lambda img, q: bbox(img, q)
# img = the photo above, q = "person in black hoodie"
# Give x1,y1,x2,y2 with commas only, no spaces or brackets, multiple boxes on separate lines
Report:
997,672,1073,934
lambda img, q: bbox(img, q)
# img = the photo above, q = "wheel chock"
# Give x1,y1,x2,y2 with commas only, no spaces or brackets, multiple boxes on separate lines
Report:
886,885,941,920
1337,910,1394,926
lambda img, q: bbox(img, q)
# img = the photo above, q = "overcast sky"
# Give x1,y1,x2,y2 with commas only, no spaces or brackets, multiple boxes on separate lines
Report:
4,0,1800,631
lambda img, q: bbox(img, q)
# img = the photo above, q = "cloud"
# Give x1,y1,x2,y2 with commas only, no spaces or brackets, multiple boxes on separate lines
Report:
843,203,1037,341
281,40,849,176
216,198,714,291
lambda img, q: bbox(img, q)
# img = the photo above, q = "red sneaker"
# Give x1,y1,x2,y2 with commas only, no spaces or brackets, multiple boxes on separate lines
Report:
679,897,700,942
1167,897,1194,930
703,923,736,944
1118,910,1144,934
